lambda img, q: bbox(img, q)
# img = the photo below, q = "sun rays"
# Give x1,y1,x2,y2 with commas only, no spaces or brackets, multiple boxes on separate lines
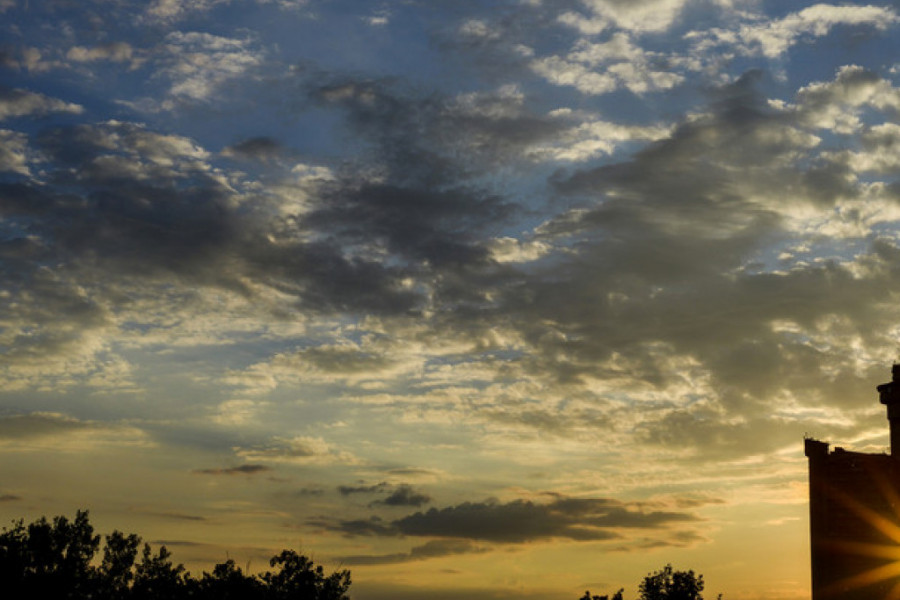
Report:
816,461,900,599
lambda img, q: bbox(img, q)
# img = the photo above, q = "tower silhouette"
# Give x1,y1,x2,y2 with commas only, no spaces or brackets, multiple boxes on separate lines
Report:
806,364,900,599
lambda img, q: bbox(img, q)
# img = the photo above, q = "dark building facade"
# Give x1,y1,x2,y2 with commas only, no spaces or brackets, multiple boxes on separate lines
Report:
806,365,900,599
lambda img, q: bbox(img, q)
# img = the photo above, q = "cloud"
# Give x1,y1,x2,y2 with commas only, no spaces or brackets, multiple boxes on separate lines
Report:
194,464,272,476
0,87,83,120
221,137,285,162
0,412,95,439
316,497,697,543
690,3,898,59
66,42,134,64
531,33,685,96
376,485,432,508
156,32,264,105
149,512,208,522
145,0,229,22
337,482,431,507
235,436,362,466
341,539,485,565
0,129,30,175
795,65,900,134
0,412,151,451
574,0,696,34
339,482,390,496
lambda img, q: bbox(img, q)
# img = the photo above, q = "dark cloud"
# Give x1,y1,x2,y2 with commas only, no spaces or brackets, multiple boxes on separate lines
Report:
153,512,207,522
384,468,440,477
338,482,390,496
375,485,432,508
222,137,284,162
431,1,578,81
315,497,697,543
0,412,92,439
338,482,431,506
194,464,272,476
296,346,393,374
0,494,21,502
309,515,398,538
341,539,484,565
308,76,551,173
305,181,511,269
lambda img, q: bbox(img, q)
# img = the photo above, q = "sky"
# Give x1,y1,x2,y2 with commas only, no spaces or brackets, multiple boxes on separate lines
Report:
4,0,900,598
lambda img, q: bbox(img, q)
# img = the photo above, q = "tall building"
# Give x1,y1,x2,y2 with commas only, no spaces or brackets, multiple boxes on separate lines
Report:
806,365,900,600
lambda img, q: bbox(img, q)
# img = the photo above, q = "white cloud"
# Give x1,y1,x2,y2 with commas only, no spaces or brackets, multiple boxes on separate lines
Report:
690,3,898,59
531,33,684,95
458,19,502,40
527,113,672,161
842,123,900,173
576,0,691,33
0,129,30,175
364,7,391,26
213,399,269,426
256,0,309,10
796,65,900,134
0,88,82,120
158,32,264,104
145,0,230,21
488,237,551,263
67,42,136,66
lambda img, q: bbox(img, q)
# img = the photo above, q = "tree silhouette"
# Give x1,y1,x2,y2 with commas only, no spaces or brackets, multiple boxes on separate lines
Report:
132,543,191,600
262,550,351,600
96,530,141,599
0,510,353,600
639,564,704,600
581,565,719,600
581,589,624,600
0,509,100,599
200,559,264,600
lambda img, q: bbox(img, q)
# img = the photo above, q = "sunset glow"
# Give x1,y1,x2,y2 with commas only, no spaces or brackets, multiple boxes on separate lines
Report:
4,1,900,599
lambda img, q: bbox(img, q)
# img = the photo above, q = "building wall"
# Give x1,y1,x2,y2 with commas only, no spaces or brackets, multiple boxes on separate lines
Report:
806,439,900,599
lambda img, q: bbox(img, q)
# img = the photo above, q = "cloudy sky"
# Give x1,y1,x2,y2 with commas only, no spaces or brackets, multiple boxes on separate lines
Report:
4,0,900,597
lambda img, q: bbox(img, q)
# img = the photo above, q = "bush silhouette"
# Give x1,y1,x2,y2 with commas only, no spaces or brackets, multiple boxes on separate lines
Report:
0,510,351,600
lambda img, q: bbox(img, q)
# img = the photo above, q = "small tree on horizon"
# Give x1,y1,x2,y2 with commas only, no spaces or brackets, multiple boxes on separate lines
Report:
581,564,720,600
581,588,624,600
639,564,704,600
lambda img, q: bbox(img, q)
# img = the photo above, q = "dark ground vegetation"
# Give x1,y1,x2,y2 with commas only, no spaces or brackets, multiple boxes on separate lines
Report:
0,510,351,600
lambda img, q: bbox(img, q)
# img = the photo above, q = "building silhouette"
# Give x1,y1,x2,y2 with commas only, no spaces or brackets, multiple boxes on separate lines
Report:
806,364,900,599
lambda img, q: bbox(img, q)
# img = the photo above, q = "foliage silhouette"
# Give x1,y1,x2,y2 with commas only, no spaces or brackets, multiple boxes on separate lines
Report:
0,510,352,600
639,564,704,600
582,564,719,600
581,589,624,600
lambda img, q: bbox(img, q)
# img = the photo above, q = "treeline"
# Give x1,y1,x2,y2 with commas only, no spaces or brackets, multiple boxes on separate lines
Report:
0,510,351,600
0,510,720,600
